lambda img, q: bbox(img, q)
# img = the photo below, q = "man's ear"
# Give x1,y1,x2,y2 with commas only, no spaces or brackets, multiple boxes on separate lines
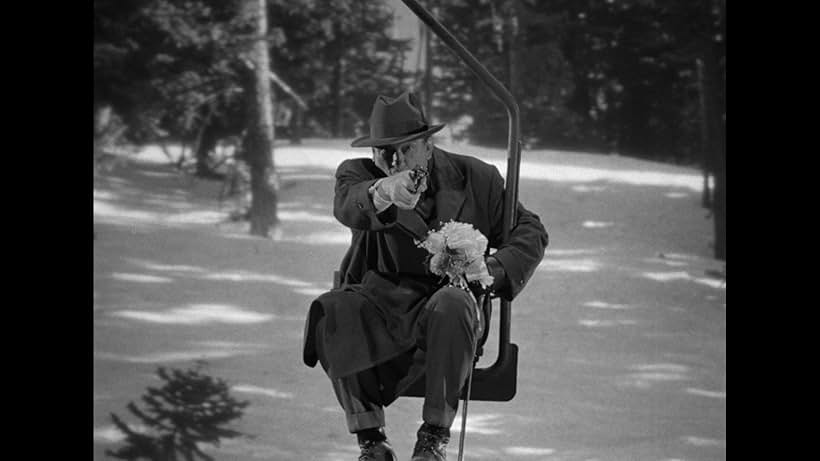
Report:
425,138,434,159
372,147,391,175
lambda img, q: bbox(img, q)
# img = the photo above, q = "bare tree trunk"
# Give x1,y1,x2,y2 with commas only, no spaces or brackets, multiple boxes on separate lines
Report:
292,106,303,145
331,19,344,138
505,0,519,100
423,13,433,120
398,44,406,87
333,59,343,137
267,69,307,144
696,58,712,208
697,64,723,259
195,108,224,179
703,0,725,261
706,47,725,260
245,0,278,237
415,18,425,93
714,3,726,262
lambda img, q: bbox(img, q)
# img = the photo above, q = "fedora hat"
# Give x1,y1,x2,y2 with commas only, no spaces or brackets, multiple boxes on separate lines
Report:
351,92,445,147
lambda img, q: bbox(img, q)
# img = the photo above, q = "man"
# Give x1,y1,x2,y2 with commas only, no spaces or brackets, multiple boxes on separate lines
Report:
303,92,548,460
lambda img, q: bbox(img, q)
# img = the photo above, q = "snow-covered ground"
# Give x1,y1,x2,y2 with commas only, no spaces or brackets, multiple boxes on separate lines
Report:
94,139,725,460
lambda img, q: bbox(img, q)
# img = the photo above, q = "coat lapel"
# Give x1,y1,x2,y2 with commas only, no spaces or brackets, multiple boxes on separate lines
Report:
431,148,466,227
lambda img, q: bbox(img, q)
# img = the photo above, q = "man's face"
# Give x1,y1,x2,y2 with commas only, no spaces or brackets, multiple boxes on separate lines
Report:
378,137,432,175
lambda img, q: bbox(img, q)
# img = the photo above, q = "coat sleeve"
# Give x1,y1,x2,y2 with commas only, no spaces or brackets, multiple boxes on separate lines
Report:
333,158,398,230
486,165,549,301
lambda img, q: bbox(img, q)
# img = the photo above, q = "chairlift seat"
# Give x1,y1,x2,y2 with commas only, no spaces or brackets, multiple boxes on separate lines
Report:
330,270,518,402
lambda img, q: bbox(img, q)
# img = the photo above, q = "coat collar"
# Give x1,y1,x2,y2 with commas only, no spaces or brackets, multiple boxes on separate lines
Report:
395,147,466,240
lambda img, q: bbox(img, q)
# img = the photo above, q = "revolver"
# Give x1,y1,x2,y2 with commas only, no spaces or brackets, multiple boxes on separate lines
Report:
408,165,429,193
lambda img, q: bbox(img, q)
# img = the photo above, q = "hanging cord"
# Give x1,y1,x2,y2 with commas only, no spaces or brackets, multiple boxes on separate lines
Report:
457,334,478,461
457,292,483,461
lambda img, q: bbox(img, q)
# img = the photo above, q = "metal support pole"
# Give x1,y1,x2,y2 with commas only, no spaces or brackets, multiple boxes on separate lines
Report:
400,0,521,374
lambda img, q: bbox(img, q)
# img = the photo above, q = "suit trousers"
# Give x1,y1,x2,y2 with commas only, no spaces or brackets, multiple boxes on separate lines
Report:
315,286,480,432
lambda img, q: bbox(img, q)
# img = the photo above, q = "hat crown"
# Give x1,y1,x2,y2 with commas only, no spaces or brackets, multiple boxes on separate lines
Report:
368,92,429,144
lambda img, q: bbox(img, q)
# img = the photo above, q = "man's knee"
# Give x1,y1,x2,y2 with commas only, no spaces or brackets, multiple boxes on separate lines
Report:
427,287,474,324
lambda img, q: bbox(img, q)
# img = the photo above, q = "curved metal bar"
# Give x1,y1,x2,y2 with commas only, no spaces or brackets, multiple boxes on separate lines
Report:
400,0,522,374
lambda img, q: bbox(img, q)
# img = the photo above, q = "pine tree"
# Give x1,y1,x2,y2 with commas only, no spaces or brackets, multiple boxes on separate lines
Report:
106,362,249,461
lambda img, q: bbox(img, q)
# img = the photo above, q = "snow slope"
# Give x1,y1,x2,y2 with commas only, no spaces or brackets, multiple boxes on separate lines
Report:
94,139,725,460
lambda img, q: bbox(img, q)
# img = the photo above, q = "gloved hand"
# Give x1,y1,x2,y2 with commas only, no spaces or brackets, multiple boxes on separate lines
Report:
374,170,427,209
466,255,507,299
485,255,508,293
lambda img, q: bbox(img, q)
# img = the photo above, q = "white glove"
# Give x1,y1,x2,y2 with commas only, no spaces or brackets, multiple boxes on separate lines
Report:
374,170,424,210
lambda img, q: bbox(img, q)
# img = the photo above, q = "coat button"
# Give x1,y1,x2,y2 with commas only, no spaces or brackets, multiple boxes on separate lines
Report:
356,202,363,209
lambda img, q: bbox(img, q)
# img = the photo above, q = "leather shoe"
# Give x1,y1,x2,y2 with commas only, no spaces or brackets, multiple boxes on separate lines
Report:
411,423,450,460
358,439,396,461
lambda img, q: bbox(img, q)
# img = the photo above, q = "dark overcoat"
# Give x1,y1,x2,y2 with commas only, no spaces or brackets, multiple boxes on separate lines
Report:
302,147,548,393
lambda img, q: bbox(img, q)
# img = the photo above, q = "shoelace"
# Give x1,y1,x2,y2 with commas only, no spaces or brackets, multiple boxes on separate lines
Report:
413,431,449,459
358,439,392,461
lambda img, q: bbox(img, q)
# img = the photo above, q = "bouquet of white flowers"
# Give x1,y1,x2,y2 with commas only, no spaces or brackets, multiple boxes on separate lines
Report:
415,220,494,293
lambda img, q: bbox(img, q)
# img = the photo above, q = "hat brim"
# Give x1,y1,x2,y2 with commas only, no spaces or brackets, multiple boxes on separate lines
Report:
350,123,446,148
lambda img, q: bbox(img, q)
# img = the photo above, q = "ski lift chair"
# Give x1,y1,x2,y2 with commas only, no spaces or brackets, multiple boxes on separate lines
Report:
331,0,524,403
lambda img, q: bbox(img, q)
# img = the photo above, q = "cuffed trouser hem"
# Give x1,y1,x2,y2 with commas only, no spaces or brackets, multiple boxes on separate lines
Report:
422,402,458,429
345,409,386,433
